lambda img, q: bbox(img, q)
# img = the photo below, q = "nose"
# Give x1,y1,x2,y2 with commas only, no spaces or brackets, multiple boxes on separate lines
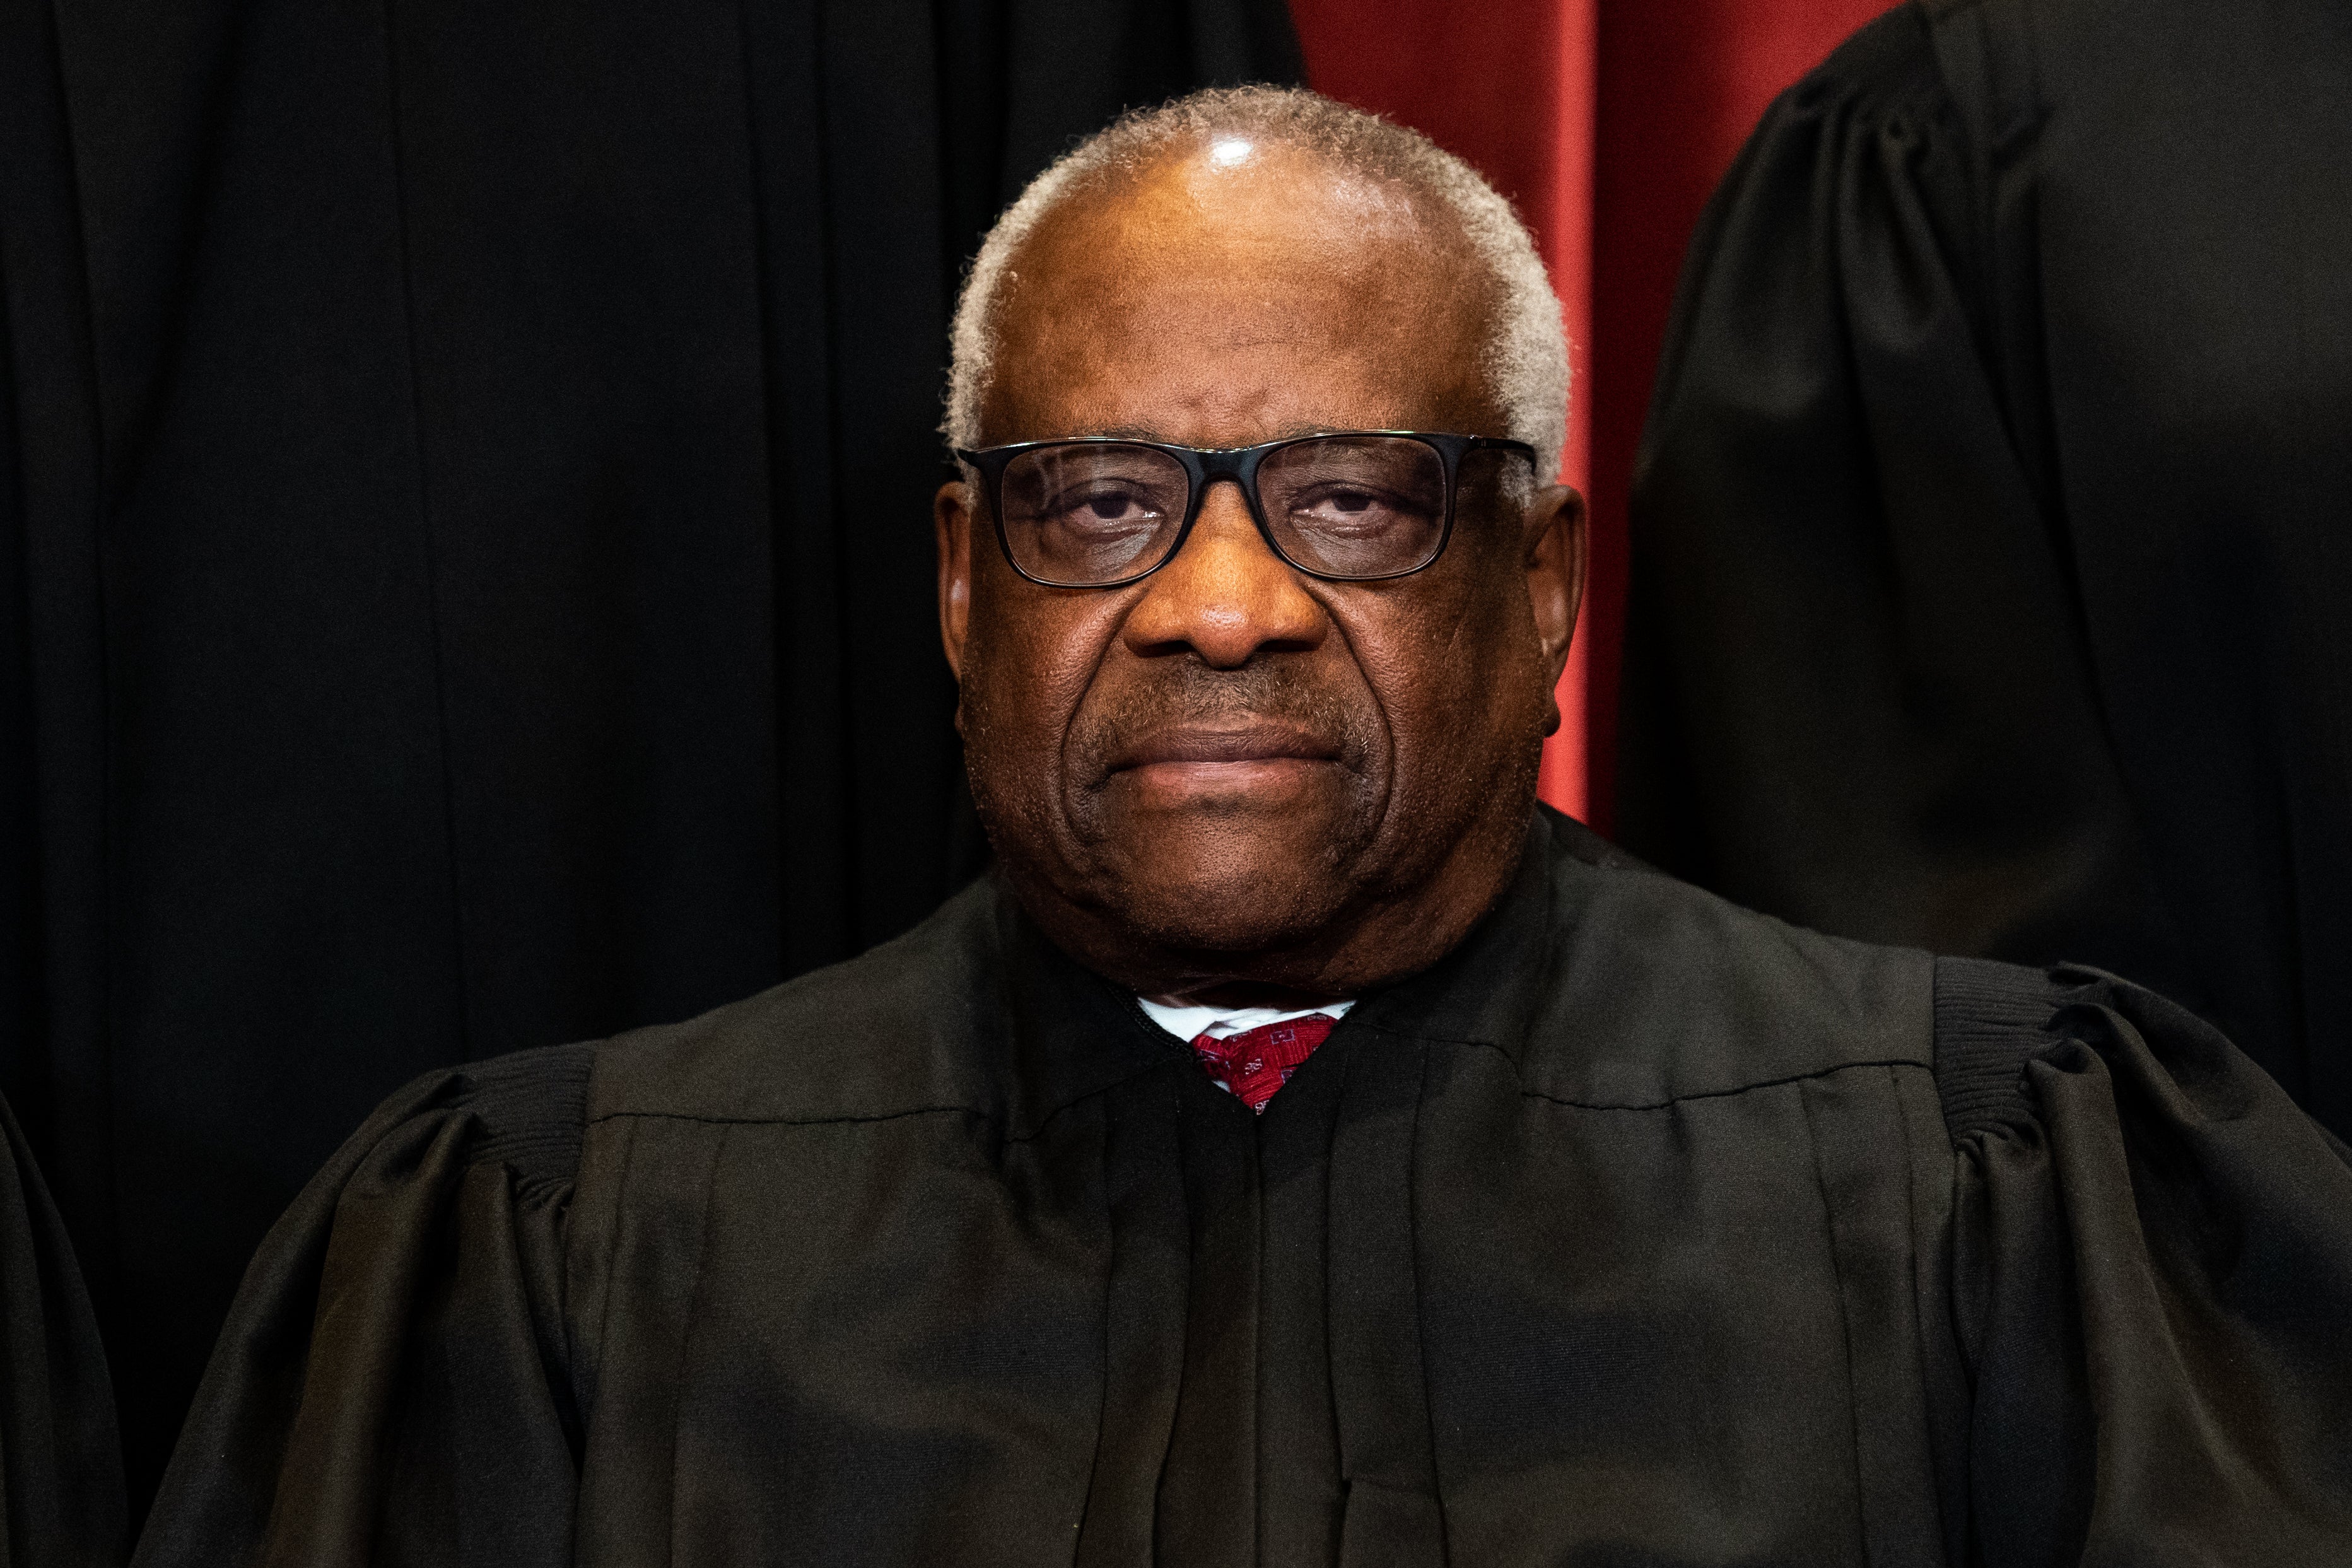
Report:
1118,479,1328,667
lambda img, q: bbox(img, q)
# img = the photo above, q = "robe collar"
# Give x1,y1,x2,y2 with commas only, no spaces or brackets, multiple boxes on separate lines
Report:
991,807,1613,1133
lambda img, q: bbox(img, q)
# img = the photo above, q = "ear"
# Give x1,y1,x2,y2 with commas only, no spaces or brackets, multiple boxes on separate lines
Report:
1524,484,1588,687
935,477,975,687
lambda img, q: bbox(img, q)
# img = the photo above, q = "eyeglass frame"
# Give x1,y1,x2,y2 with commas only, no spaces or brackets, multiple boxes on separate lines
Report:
951,430,1541,590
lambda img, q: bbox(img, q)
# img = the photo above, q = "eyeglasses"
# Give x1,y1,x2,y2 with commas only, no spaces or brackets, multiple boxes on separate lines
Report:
952,431,1538,589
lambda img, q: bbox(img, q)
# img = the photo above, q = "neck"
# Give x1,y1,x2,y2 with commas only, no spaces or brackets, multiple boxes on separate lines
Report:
1013,804,1535,1003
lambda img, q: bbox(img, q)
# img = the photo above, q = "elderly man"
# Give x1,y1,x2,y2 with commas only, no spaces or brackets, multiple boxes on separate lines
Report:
139,88,2352,1566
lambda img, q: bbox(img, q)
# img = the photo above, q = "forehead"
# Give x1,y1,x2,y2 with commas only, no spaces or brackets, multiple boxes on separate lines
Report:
979,144,1502,448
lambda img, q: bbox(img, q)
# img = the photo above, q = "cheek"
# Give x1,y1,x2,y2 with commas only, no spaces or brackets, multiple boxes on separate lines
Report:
959,586,1125,804
1347,579,1547,796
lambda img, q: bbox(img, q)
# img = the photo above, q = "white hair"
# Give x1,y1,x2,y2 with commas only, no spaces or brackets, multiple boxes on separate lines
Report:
944,85,1571,481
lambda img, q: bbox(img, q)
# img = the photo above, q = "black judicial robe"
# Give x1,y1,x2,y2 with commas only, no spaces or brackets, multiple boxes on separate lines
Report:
137,810,2352,1565
1617,0,2352,1143
0,1092,126,1567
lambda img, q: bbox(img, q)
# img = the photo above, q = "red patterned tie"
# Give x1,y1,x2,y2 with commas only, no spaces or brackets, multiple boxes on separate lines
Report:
1189,1015,1340,1112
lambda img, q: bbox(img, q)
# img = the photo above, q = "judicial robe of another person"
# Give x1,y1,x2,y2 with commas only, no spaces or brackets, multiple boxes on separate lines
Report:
136,810,2352,1566
1617,0,2352,1144
0,1092,127,1567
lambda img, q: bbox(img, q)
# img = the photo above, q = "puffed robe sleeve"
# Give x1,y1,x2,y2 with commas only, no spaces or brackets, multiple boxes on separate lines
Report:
132,1046,592,1568
1936,957,2352,1564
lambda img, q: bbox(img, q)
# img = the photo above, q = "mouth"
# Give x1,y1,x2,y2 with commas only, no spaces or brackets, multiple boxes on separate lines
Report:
1109,722,1341,771
1103,722,1345,800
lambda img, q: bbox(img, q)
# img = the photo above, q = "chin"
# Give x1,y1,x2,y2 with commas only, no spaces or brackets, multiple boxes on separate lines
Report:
1101,830,1357,957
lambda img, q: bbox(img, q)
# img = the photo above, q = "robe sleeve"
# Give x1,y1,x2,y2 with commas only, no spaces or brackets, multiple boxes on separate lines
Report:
132,1046,593,1568
0,1095,127,1567
1616,3,2191,1000
1935,957,2352,1564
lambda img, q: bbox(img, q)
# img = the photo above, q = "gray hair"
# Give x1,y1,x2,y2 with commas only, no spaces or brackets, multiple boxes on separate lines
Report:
943,85,1570,481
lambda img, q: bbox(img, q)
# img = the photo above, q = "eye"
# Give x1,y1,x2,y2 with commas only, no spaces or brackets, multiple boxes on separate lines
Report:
1289,484,1414,530
1084,491,1150,522
1048,484,1163,530
998,443,1188,580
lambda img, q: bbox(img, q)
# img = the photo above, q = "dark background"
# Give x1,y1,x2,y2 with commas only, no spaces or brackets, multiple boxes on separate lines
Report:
1,0,1298,1508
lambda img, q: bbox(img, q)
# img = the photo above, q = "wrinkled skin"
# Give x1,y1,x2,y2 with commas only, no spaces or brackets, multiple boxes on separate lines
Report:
935,141,1585,1007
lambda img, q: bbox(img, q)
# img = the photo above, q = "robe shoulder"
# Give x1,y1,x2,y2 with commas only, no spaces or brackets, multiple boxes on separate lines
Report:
229,872,1009,1194
265,875,1020,1174
583,874,1085,1128
166,869,1112,1251
1508,813,2349,1178
1466,807,1940,1109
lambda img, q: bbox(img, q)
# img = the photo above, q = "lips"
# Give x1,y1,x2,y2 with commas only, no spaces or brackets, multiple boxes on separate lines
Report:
1106,722,1343,774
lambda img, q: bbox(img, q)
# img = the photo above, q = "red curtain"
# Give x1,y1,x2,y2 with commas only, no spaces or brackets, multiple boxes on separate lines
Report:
1289,0,1893,830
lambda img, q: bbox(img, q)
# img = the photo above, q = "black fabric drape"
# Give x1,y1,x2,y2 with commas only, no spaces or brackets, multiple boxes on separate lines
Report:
1618,0,2352,1140
0,1094,126,1567
0,0,1299,1511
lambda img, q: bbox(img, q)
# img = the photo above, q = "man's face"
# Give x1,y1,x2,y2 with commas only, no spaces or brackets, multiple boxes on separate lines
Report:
937,142,1584,999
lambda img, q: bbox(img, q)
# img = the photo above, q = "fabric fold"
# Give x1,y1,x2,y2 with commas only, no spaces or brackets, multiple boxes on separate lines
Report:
1624,0,2352,1147
0,1096,126,1568
1326,1030,1444,1565
1074,1074,1190,1568
1948,966,2352,1563
136,1062,583,1567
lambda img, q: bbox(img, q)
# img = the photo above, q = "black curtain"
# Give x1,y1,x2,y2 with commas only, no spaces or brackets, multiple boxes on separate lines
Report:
1,0,1299,1512
1618,0,2351,1142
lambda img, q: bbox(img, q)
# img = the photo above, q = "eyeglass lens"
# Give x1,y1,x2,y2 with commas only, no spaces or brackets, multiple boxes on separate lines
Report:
996,435,1449,586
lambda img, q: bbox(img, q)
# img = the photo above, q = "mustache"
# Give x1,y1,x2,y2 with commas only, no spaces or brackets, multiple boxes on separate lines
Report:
1069,659,1374,787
